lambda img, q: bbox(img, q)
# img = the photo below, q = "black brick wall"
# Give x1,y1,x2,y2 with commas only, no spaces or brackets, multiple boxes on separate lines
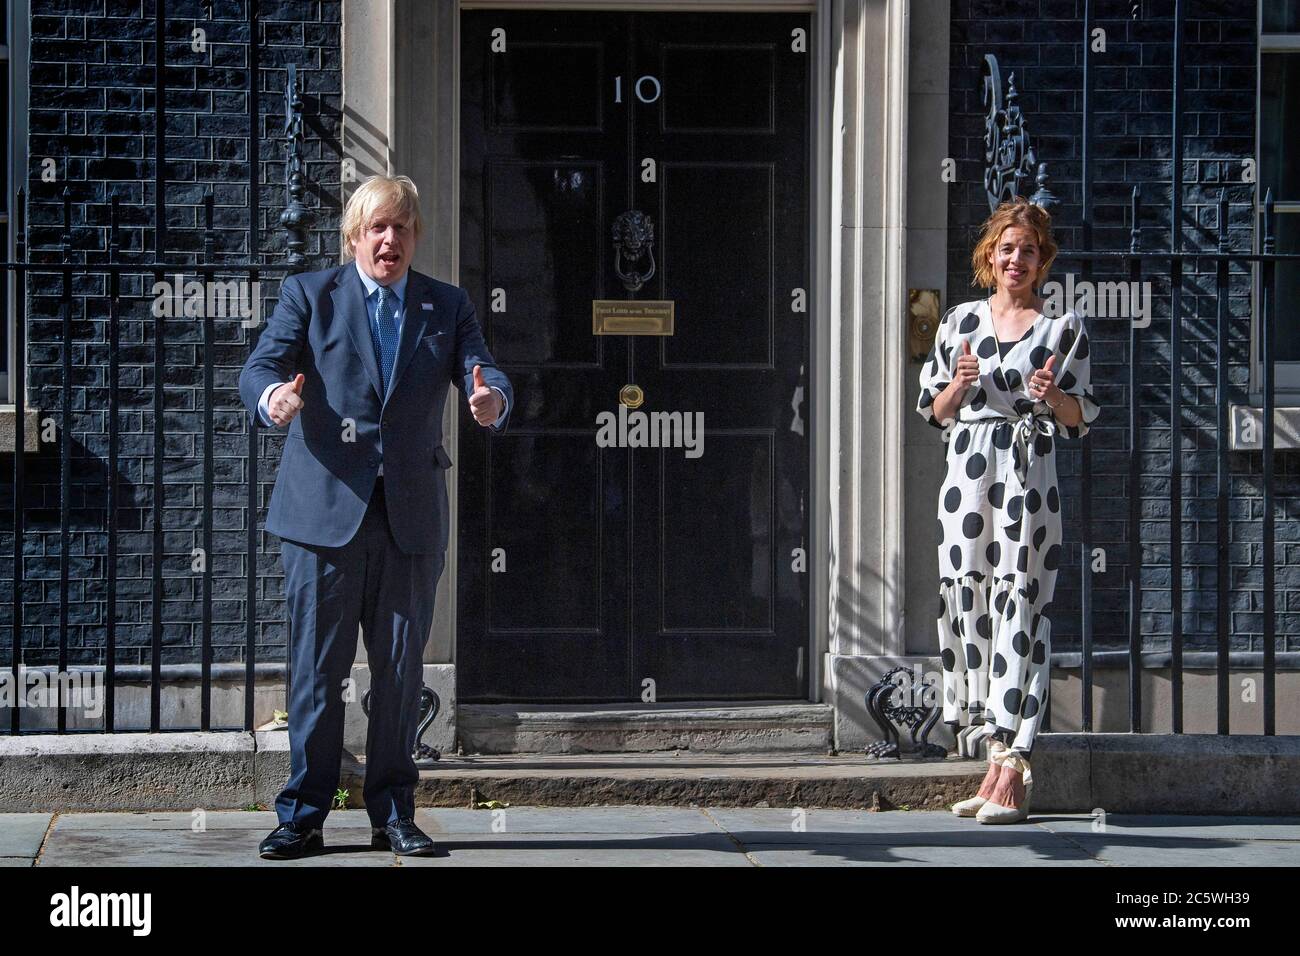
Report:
947,0,1298,654
5,0,1293,675
2,0,341,667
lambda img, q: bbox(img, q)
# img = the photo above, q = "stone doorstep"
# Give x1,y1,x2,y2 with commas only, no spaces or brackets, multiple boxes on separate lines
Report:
389,753,985,812
1,732,1299,814
456,701,836,754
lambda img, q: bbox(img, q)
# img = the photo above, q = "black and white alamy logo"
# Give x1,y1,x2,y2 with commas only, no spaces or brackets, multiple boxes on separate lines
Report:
49,886,151,936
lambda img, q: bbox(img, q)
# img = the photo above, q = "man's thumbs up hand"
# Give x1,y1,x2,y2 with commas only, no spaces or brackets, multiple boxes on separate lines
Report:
468,364,503,426
269,373,306,427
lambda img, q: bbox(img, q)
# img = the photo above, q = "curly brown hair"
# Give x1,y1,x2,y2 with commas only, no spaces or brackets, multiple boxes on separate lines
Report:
970,196,1059,290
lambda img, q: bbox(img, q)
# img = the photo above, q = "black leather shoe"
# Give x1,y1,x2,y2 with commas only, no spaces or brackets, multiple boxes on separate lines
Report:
371,817,437,856
259,821,324,860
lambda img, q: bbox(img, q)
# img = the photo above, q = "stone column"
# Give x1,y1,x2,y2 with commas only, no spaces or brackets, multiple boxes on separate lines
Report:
825,0,924,750
340,0,457,754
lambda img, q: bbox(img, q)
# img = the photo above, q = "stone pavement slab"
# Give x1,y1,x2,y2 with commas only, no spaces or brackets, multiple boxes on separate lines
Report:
6,808,1300,866
394,807,751,866
1029,813,1300,867
741,842,1101,866
412,806,722,834
0,813,51,866
1032,814,1300,842
38,828,394,867
52,810,307,831
39,811,389,867
704,807,1102,865
393,832,753,867
1055,840,1299,867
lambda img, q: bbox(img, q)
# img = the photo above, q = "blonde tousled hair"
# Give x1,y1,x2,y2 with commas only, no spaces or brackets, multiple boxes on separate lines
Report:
340,174,424,260
970,196,1058,290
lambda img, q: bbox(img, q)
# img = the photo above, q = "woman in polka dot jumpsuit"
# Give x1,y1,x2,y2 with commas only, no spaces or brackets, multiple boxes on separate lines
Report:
916,199,1100,823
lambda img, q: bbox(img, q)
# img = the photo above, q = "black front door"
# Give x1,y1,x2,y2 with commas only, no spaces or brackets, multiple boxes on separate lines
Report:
458,9,811,702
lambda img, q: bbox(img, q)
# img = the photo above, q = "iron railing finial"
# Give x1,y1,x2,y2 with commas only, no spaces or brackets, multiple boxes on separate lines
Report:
281,63,316,270
982,55,1055,213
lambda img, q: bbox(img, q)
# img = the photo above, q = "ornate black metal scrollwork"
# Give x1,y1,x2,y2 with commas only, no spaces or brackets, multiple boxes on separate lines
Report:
864,666,946,760
362,686,442,763
280,63,316,269
981,55,1057,214
612,209,656,294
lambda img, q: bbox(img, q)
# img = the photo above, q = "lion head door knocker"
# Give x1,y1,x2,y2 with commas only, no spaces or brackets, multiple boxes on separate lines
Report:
612,210,656,294
362,685,442,764
864,666,946,761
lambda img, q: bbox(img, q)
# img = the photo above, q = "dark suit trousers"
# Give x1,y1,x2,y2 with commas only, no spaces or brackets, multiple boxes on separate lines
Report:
276,478,444,829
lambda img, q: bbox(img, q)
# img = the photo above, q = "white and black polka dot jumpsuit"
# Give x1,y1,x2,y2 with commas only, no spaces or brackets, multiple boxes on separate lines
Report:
916,297,1101,757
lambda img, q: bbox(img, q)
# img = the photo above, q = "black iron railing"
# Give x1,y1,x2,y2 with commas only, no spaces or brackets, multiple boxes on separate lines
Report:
2,1,1298,739
5,199,301,734
4,0,313,734
1041,205,1294,736
981,0,1299,738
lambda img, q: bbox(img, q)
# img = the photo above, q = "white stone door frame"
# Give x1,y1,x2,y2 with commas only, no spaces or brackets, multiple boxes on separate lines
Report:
824,0,912,747
342,0,911,725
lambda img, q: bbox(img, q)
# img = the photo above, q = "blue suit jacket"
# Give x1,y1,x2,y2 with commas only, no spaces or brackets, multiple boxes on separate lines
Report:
238,263,513,555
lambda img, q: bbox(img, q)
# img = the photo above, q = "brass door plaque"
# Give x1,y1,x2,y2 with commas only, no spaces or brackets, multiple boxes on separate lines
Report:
592,299,675,335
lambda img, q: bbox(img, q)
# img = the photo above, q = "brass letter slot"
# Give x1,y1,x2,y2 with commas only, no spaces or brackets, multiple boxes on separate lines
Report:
592,299,675,336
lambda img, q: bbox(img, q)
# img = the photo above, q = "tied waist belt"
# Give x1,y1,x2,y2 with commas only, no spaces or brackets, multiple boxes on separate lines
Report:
960,411,1056,489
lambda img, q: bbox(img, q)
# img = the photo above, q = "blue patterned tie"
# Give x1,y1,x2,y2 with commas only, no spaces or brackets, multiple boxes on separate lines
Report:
374,286,399,396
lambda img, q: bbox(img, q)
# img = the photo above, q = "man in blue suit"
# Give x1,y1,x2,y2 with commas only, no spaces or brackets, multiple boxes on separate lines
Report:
240,175,512,859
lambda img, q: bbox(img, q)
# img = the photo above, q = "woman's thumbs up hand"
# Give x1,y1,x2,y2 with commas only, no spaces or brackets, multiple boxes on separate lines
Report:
953,339,980,393
1028,353,1055,397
